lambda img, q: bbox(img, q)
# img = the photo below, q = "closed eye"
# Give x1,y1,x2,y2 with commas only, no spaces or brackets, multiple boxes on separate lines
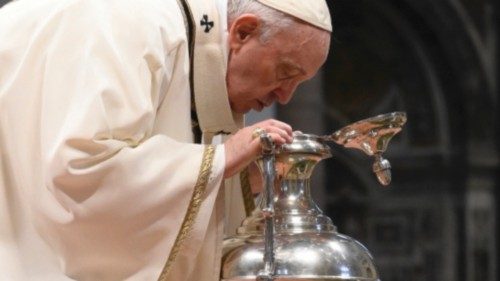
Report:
276,60,306,81
277,69,301,80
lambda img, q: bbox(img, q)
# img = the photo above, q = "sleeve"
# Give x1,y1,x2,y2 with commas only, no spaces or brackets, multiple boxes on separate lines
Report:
33,1,224,278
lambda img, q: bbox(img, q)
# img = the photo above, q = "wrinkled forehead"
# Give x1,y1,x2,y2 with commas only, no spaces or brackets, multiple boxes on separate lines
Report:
278,25,331,72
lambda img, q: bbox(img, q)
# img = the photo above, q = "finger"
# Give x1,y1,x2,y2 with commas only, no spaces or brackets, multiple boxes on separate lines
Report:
259,119,293,136
262,126,293,143
249,131,287,152
269,120,293,135
263,132,288,146
255,121,293,143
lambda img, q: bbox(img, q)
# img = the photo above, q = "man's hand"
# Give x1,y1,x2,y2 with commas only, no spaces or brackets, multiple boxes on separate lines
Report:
247,162,263,194
224,119,293,178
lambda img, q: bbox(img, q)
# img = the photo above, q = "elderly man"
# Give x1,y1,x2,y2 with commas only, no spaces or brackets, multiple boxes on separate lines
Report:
0,0,331,280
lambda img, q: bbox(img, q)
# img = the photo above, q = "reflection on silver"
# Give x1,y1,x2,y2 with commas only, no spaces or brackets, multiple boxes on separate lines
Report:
321,111,406,185
257,133,277,281
221,112,406,281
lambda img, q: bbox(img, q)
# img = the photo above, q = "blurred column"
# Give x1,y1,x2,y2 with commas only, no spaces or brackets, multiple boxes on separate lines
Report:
466,179,497,281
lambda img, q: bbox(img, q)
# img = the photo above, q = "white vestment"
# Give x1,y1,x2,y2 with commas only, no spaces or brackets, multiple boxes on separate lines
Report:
0,0,247,280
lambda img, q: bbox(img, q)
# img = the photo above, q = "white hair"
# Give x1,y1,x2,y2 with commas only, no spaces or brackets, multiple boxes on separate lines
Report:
227,0,296,43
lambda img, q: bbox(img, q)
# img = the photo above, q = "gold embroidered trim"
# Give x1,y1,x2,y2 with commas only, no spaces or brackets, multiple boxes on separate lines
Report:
157,145,216,281
240,167,256,217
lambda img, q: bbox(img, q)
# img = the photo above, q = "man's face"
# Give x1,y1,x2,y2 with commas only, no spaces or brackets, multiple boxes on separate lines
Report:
226,15,330,114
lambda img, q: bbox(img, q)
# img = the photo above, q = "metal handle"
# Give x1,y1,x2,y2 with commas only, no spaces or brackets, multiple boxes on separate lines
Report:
257,133,276,281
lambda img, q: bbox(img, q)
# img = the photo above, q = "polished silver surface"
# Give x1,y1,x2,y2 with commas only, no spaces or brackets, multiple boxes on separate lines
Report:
237,134,335,237
223,232,378,281
320,112,406,185
223,135,381,280
258,133,277,281
221,113,405,281
321,112,406,154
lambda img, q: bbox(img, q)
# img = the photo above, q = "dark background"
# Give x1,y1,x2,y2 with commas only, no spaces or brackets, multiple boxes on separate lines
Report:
1,0,498,280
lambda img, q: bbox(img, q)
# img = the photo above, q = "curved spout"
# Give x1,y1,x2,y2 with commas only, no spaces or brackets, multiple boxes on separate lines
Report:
320,111,407,185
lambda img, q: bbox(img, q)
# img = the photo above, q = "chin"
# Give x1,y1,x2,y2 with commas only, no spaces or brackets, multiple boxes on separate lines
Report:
241,108,254,114
230,104,250,114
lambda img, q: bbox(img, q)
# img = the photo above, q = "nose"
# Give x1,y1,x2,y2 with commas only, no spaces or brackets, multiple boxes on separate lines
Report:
275,80,299,104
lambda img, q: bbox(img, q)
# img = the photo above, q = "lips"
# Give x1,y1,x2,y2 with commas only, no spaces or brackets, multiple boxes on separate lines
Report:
259,97,274,107
249,100,264,112
254,95,275,111
256,100,265,111
262,100,272,107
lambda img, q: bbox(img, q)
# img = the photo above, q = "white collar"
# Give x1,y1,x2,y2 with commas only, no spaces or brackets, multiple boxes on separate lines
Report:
215,0,228,67
186,0,242,138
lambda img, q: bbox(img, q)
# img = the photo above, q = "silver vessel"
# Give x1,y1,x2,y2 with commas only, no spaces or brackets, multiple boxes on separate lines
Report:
221,112,407,281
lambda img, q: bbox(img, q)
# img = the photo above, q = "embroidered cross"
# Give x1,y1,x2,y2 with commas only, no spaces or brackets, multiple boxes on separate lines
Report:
200,14,214,33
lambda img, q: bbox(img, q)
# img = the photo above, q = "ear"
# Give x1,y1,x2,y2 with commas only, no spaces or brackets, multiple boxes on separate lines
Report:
228,14,261,51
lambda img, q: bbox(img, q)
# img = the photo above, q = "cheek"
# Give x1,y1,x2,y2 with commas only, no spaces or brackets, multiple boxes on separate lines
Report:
232,66,272,93
227,54,278,100
248,64,277,90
